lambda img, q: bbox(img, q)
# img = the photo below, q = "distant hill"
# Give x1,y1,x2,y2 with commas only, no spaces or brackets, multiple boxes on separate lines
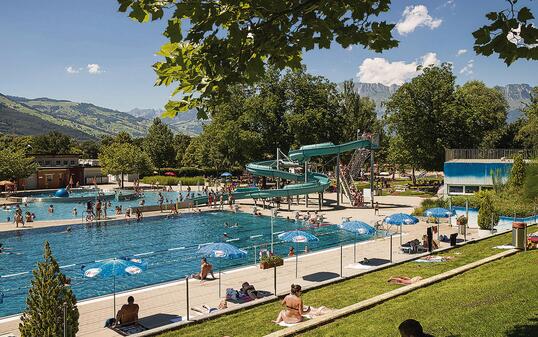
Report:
347,82,533,121
126,108,206,135
0,93,203,139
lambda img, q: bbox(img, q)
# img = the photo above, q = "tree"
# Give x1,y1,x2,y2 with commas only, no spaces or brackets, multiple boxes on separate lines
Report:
143,118,175,171
31,132,74,154
0,149,38,181
473,0,538,65
339,80,380,141
99,143,154,188
509,153,527,188
385,64,459,172
454,81,508,148
173,134,192,167
118,0,397,117
517,86,538,149
477,191,499,230
78,141,100,159
19,241,79,337
386,135,414,181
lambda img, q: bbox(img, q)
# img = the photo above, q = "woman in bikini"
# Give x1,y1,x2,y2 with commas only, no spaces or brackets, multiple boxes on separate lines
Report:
273,284,310,324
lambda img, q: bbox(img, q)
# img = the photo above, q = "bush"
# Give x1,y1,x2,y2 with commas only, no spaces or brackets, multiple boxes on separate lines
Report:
508,154,526,188
140,175,205,186
477,191,499,230
158,166,244,177
412,198,446,216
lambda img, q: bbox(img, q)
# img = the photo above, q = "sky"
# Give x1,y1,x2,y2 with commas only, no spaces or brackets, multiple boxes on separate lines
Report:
1,0,537,112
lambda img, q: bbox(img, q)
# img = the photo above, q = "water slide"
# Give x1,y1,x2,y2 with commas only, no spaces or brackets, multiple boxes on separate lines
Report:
188,139,376,204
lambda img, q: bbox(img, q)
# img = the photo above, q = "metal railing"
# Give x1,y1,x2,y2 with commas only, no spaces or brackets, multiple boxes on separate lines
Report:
445,148,537,161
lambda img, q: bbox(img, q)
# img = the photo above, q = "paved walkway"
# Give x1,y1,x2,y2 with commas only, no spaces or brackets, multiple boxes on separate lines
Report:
0,192,479,337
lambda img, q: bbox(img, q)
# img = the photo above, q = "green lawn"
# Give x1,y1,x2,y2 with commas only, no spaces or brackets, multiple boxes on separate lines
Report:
302,249,538,337
158,228,535,337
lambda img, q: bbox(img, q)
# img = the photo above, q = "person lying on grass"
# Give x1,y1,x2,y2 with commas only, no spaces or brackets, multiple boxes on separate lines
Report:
388,276,423,285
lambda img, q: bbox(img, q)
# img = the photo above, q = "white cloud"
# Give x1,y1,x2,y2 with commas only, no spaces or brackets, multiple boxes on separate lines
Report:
456,49,467,56
444,0,456,9
459,59,474,75
87,64,103,74
65,66,80,74
357,52,440,86
396,5,442,35
346,45,353,51
421,52,440,67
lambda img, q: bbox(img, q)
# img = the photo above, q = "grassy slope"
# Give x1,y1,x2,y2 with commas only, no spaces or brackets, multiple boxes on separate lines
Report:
303,250,538,337
19,99,148,137
0,94,94,139
159,229,535,337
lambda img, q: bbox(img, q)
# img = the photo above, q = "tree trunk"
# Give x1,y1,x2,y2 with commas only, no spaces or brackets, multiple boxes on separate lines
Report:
121,172,124,189
412,167,416,185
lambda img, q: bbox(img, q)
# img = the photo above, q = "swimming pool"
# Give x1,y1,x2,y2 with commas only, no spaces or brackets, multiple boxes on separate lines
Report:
1,190,194,223
0,211,369,317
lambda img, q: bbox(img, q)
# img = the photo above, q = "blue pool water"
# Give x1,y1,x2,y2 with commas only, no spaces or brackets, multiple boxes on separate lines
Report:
0,211,368,317
1,190,195,223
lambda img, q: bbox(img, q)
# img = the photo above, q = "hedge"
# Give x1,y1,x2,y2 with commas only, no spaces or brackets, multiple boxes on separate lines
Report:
157,166,244,177
140,176,205,186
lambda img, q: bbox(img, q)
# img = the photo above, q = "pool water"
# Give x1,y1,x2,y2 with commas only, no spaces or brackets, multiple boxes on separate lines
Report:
0,211,368,317
1,190,194,223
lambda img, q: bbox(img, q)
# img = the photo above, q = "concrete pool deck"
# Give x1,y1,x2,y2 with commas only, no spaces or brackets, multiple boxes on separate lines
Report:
0,191,481,337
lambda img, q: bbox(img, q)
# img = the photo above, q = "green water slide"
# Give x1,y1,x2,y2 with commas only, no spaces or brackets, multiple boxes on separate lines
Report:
188,139,375,204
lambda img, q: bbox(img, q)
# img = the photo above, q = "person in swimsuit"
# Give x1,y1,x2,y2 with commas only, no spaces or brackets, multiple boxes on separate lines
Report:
191,257,215,280
273,284,310,324
388,276,423,285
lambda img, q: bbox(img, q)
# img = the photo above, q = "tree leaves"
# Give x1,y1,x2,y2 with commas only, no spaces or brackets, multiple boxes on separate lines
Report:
473,1,538,65
117,0,397,118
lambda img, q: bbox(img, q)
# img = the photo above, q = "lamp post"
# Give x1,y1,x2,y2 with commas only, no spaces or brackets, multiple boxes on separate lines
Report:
271,208,278,253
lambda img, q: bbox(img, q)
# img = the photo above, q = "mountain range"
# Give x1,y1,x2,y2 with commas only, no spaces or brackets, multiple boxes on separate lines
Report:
0,94,205,140
0,82,532,140
352,82,533,122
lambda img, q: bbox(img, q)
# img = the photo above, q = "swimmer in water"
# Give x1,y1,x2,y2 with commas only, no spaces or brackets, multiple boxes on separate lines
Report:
223,232,230,239
72,208,78,216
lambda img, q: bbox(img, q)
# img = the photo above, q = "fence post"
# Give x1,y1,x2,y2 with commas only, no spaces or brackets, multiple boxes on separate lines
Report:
253,246,257,265
340,245,343,278
185,276,190,321
273,265,277,296
390,234,393,263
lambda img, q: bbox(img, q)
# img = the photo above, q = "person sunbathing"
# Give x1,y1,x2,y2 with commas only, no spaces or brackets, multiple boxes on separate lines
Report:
115,296,139,326
191,299,228,314
191,257,215,280
273,284,310,324
388,276,423,285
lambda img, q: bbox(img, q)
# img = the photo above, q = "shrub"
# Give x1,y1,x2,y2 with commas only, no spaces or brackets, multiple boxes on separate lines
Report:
19,242,79,337
140,175,205,186
508,154,526,188
477,191,499,230
157,166,244,177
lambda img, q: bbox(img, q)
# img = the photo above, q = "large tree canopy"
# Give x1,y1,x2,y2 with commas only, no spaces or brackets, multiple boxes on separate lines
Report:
118,0,536,117
385,65,509,172
0,149,38,181
182,68,379,169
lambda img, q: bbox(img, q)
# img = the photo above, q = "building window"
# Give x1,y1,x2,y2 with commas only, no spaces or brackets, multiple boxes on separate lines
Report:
70,160,75,165
56,160,61,166
465,186,479,194
448,185,464,194
45,160,50,166
45,174,53,183
63,161,68,165
481,186,493,191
